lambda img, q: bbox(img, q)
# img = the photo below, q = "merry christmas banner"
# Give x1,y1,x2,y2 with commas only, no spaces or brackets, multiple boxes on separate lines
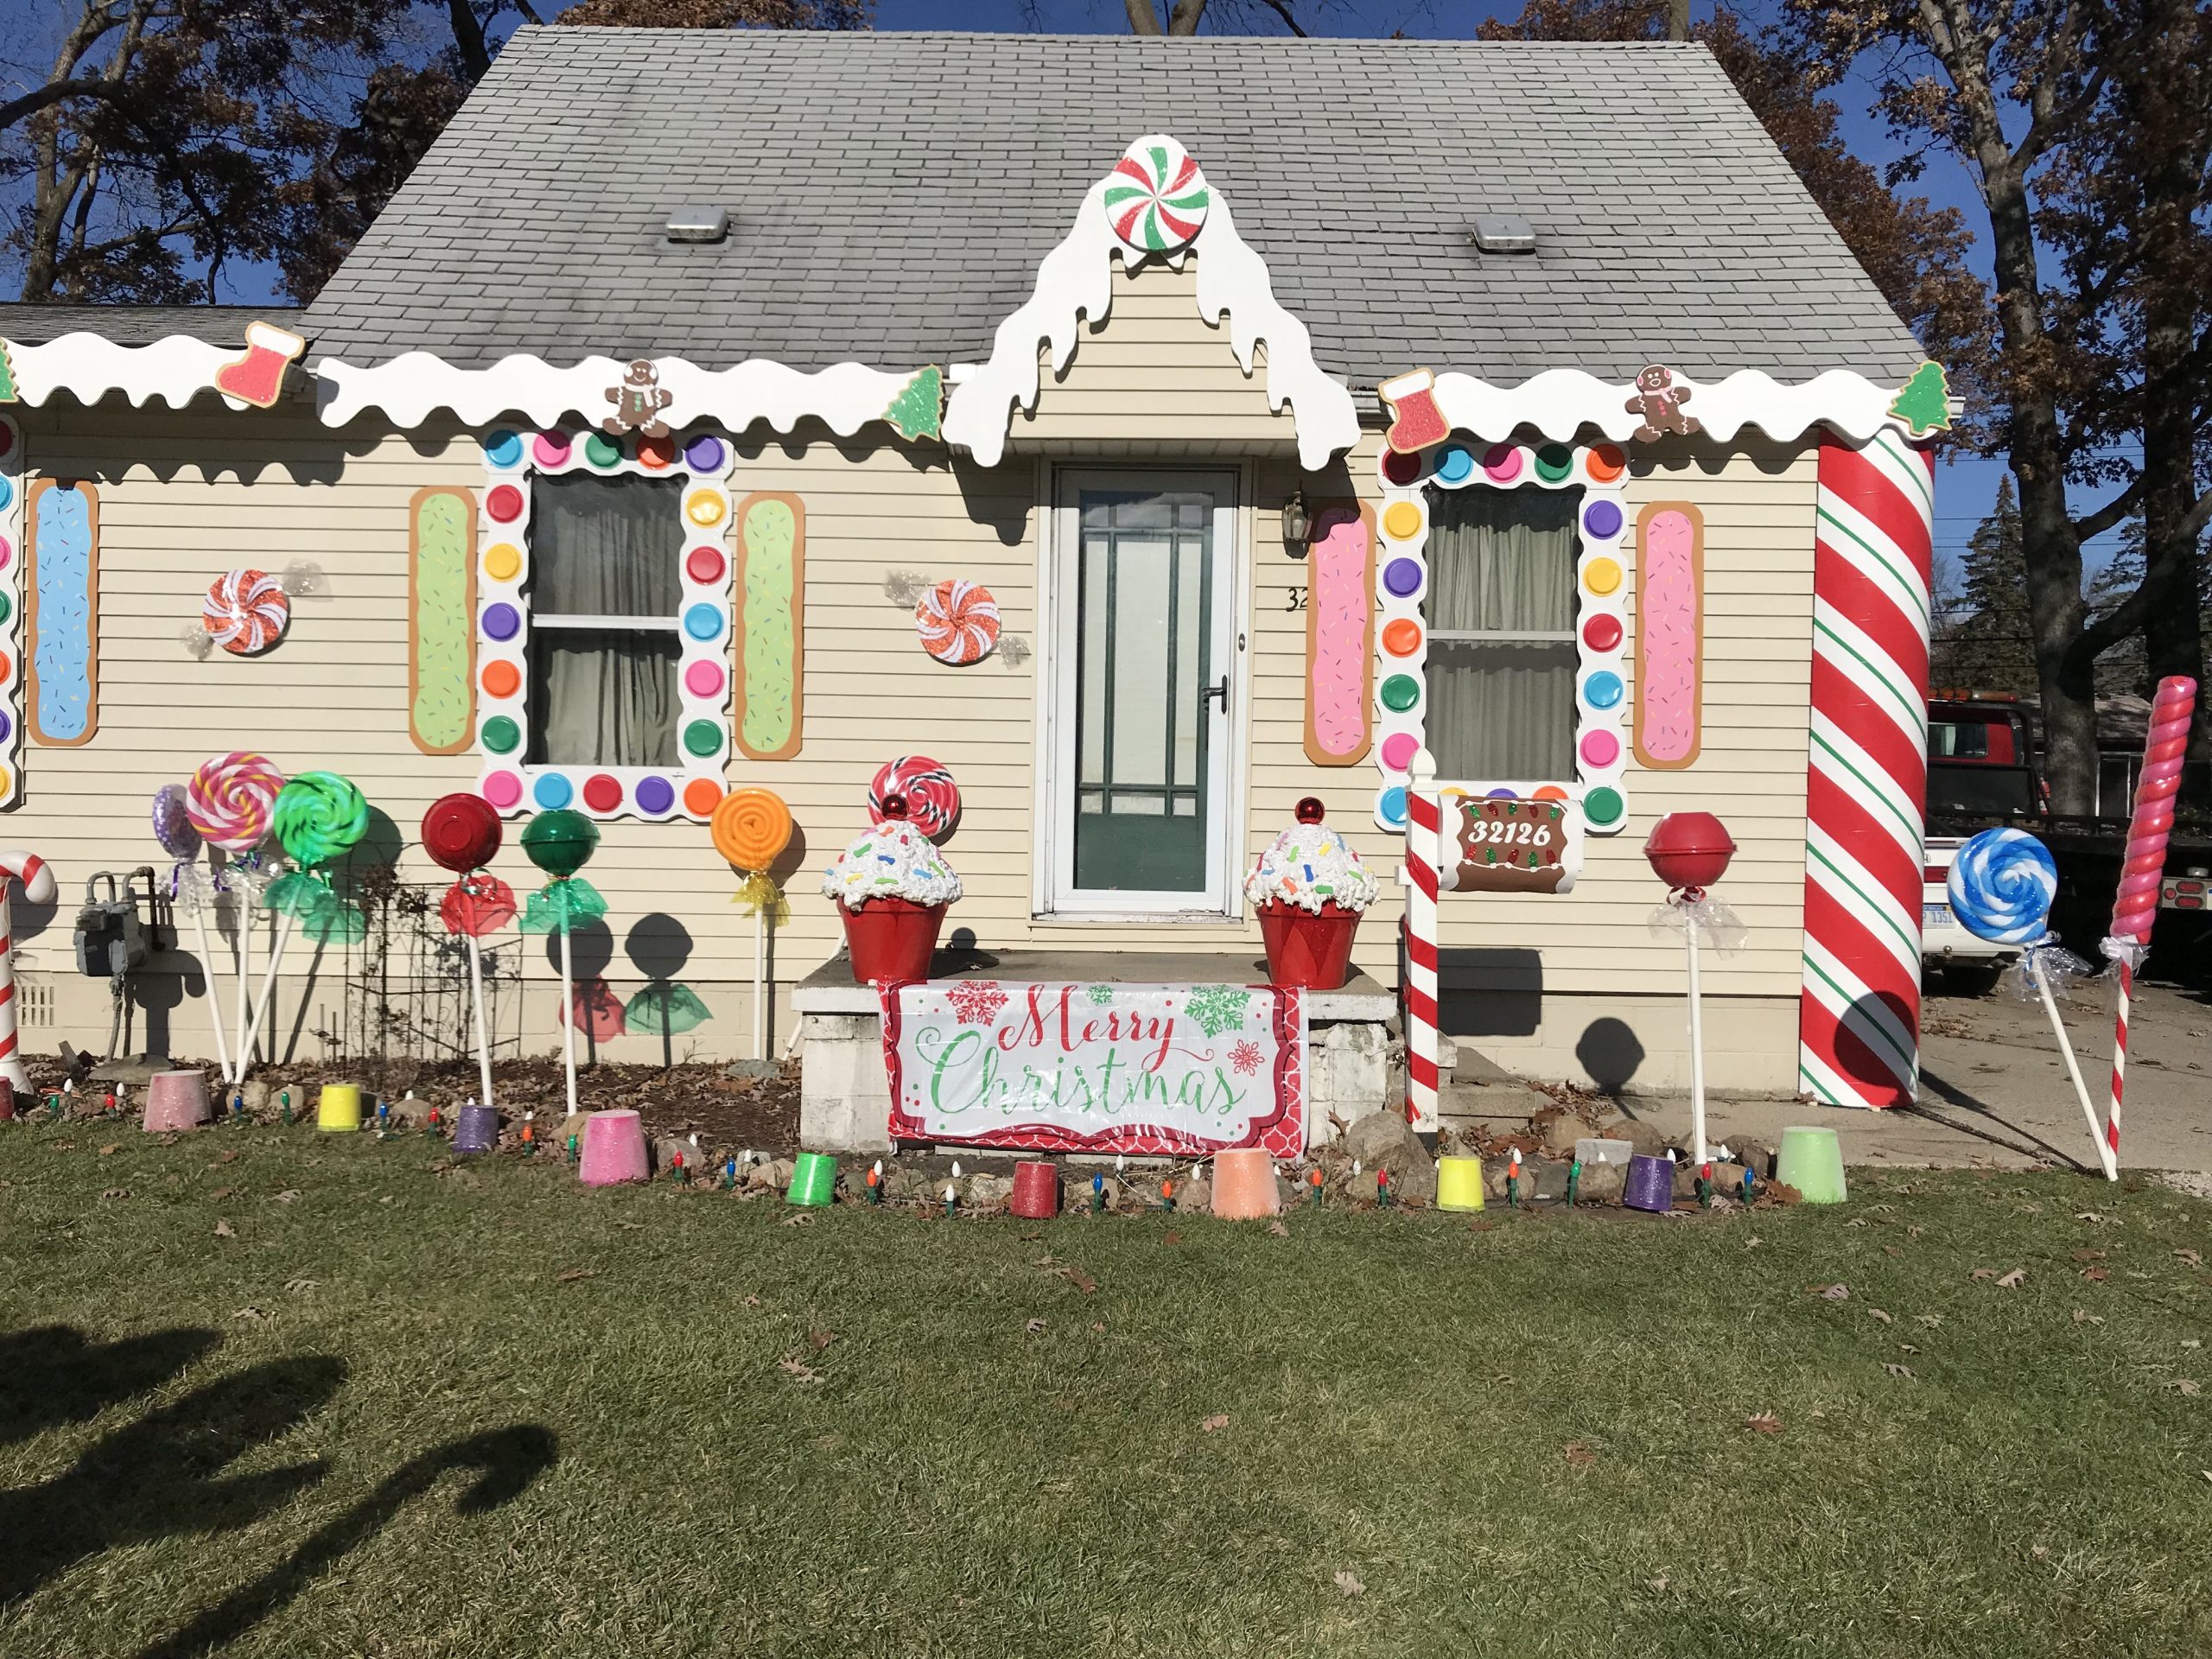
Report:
881,982,1306,1157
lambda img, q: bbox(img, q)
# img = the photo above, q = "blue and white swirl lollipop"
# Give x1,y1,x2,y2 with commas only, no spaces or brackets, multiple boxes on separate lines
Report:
1945,827,2057,944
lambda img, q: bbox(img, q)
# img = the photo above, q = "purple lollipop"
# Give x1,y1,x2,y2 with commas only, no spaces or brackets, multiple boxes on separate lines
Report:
152,784,202,859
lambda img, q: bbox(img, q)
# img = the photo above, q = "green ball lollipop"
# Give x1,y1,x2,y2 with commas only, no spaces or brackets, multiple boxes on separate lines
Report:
521,808,600,880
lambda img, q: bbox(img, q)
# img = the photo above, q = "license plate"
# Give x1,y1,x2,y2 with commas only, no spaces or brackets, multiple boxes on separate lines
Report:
1923,904,1954,930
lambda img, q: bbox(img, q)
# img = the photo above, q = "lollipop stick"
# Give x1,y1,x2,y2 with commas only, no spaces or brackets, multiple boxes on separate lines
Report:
235,912,298,1090
2029,957,2117,1181
558,917,577,1118
230,892,253,1087
188,901,234,1084
753,899,767,1062
467,932,494,1109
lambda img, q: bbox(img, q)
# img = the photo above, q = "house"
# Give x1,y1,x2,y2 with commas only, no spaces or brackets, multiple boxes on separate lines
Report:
0,30,1939,1145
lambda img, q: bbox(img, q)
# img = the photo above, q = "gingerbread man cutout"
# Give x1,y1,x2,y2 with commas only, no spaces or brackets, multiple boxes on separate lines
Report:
1624,365,1702,442
604,359,673,439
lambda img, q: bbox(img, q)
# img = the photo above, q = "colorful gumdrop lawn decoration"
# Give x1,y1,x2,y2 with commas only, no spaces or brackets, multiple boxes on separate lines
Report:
1945,827,2057,944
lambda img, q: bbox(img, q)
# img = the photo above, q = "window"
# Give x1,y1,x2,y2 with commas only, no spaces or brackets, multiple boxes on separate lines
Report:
525,474,682,769
1422,486,1579,780
473,426,737,823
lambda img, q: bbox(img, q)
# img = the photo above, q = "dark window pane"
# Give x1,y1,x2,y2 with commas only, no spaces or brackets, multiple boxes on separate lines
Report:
531,473,682,618
1426,487,1578,633
526,627,679,767
1426,639,1577,780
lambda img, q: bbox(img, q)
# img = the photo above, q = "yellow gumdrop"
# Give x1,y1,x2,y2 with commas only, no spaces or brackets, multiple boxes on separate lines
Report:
1583,556,1623,597
483,543,522,582
1382,501,1423,542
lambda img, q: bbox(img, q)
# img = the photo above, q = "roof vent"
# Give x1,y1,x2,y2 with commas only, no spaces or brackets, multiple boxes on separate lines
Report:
1471,215,1536,255
665,206,730,245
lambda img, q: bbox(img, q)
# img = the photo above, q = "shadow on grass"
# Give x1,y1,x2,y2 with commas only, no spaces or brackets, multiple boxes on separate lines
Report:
0,1326,556,1653
136,1422,558,1659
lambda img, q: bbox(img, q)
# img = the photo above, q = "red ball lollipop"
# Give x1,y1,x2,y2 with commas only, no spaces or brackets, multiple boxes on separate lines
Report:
423,791,504,874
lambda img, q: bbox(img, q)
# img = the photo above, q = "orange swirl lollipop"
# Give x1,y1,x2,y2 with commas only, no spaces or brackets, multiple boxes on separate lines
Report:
712,787,793,873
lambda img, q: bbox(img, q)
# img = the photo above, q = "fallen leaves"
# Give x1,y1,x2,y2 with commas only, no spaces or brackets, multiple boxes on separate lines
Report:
1163,1230,1184,1246
1884,1363,1915,1379
98,1187,129,1201
209,1185,238,1201
98,1143,120,1156
810,1328,836,1351
1024,1318,1048,1336
232,1306,268,1322
2073,1309,2105,1325
1745,1413,1783,1434
1332,1570,1365,1598
213,1219,236,1239
1996,1268,2027,1289
741,1294,762,1307
2083,1268,2110,1282
2071,1249,2107,1262
1268,1220,1290,1237
1813,1283,1851,1301
555,1268,596,1284
2177,1249,2203,1268
1056,1267,1097,1294
1200,1413,1231,1433
2075,1211,2120,1226
273,1189,301,1204
2165,1378,2201,1397
1970,1268,1995,1281
780,1213,814,1228
1561,1440,1598,1467
778,1354,823,1384
284,1278,318,1295
1868,1308,1894,1325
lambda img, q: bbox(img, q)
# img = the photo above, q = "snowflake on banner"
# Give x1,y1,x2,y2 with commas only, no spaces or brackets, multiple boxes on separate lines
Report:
1084,984,1116,1005
945,980,1009,1026
1183,984,1252,1039
1229,1039,1263,1077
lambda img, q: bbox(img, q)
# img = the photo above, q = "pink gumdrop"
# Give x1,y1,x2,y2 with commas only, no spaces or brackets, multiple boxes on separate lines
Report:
683,659,725,698
1380,732,1417,772
481,770,522,809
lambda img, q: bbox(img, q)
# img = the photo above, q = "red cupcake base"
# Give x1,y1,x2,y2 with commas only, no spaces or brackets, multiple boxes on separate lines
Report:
840,897,948,983
1255,899,1363,990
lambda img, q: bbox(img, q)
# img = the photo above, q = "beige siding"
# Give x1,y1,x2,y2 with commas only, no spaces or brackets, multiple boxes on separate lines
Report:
5,256,1820,1088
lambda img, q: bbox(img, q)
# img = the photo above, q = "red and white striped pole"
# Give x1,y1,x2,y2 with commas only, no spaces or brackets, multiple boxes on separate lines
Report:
2104,674,2196,1170
1403,758,1442,1130
0,849,57,1093
1798,431,1934,1108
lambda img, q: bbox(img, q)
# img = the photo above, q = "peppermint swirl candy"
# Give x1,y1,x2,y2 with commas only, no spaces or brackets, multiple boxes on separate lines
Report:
273,771,369,868
204,568,292,656
151,783,201,860
868,756,959,841
1945,827,2057,944
1102,137,1210,254
186,751,286,853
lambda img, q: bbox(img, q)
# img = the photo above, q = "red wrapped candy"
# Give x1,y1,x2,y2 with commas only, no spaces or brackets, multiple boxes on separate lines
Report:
423,791,504,874
441,874,517,938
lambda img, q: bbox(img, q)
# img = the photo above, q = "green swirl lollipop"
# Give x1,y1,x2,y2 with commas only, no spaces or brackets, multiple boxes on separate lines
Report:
272,771,369,868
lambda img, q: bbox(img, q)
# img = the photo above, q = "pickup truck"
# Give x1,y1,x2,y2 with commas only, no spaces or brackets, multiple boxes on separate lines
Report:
1922,692,2210,989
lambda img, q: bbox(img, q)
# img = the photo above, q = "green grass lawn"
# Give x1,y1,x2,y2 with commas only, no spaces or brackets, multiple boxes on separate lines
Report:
3,1121,2210,1658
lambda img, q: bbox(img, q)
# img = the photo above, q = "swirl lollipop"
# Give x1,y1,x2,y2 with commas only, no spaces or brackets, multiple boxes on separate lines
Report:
186,751,285,853
273,771,369,868
1948,827,2113,1179
1945,828,2057,945
713,788,794,1065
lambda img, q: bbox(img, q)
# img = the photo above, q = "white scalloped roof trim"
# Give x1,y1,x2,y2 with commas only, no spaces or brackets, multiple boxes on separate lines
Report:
4,333,248,409
1433,367,1909,445
310,352,924,435
940,140,1361,471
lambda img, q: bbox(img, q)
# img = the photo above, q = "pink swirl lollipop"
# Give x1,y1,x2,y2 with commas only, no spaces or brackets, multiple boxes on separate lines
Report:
868,755,960,841
186,750,287,852
2110,675,2196,945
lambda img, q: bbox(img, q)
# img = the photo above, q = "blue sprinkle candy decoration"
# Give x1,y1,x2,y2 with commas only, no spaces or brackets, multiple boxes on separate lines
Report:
1945,827,2057,944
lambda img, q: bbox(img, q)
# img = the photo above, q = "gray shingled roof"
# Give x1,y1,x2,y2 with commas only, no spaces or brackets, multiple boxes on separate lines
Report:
302,29,1925,397
0,303,289,346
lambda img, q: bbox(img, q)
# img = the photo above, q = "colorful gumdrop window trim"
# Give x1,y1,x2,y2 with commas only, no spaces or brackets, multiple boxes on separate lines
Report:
1370,438,1633,838
474,427,740,823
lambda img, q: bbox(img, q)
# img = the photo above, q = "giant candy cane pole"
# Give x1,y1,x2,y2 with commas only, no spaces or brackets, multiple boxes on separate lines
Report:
0,850,56,1093
1798,431,1933,1109
1402,760,1443,1131
2104,675,2198,1166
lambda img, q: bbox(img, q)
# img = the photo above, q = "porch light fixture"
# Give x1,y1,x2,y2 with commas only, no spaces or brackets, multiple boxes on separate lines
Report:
1281,489,1311,554
665,206,730,244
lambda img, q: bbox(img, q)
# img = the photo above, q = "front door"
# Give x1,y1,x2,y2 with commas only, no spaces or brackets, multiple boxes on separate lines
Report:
1046,470,1238,915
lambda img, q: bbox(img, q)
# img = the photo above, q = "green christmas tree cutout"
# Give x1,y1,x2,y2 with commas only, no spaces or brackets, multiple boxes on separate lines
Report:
883,365,943,442
0,339,16,403
1887,361,1952,437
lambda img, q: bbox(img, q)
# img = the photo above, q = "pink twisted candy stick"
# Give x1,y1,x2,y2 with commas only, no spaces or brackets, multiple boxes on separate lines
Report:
2105,674,2197,1169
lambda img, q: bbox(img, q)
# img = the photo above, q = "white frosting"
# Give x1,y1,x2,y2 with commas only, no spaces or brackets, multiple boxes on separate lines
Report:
821,819,964,910
1244,820,1380,913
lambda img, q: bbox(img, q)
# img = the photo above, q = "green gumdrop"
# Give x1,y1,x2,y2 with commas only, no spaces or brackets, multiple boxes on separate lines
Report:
521,807,599,878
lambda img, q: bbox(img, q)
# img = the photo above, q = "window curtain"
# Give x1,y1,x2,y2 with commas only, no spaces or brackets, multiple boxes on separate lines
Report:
1424,488,1579,781
526,474,682,767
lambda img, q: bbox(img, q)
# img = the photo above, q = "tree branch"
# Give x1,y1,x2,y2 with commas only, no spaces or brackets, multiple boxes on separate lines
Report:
1166,0,1205,34
0,77,125,135
1124,0,1161,33
1253,0,1306,36
2071,477,2143,543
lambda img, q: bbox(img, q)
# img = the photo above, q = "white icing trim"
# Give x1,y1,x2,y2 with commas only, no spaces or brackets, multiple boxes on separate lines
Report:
1429,367,1910,446
0,414,22,804
940,135,1361,471
312,353,931,438
0,330,293,411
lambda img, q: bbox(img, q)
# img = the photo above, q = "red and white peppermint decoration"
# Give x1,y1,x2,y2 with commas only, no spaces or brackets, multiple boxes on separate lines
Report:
1101,136,1210,256
204,568,291,656
915,578,1000,667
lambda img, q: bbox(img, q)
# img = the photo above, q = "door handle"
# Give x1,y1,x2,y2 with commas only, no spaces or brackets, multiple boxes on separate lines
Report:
1203,674,1229,713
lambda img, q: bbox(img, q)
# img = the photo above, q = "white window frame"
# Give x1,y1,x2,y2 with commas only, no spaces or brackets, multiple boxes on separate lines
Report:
1033,465,1248,919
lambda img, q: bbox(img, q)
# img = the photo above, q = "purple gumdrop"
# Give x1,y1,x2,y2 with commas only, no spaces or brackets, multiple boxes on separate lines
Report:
152,783,202,858
482,603,521,642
